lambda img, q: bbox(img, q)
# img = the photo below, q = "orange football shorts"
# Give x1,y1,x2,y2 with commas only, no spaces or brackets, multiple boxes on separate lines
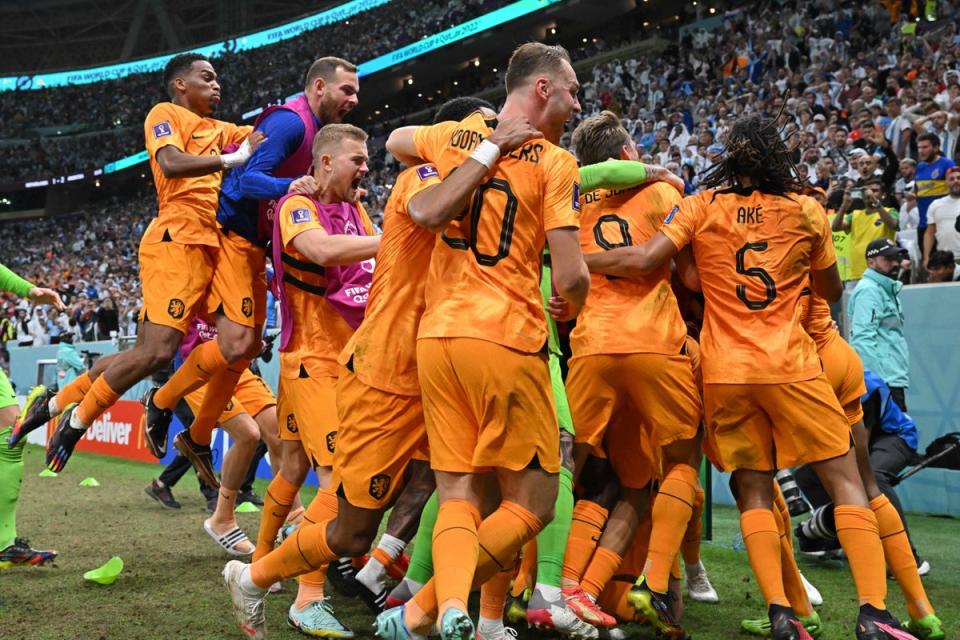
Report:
417,337,560,474
818,334,866,426
139,237,216,333
703,373,852,472
567,352,701,489
332,366,428,509
277,373,339,469
207,229,267,329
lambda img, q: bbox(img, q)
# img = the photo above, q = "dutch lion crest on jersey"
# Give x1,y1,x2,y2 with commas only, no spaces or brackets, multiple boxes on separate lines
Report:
285,413,298,434
326,430,337,452
241,297,254,318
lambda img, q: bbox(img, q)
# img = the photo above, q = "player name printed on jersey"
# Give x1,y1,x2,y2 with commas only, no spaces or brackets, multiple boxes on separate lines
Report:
45,400,156,463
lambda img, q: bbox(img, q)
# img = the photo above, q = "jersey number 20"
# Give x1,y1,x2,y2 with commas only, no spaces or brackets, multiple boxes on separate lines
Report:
442,178,518,266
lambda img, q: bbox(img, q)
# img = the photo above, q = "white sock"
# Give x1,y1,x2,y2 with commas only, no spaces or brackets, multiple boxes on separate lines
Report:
401,576,423,597
48,397,60,416
356,533,406,591
69,407,88,430
239,565,265,595
356,556,387,592
534,583,562,603
477,616,504,635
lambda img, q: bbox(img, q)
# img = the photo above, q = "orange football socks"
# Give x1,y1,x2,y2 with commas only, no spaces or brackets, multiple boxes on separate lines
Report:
681,485,705,565
870,495,933,618
433,499,481,621
249,489,338,589
54,371,91,411
75,376,120,427
835,505,887,609
254,474,300,562
561,500,608,587
644,464,698,592
153,339,228,411
741,508,789,607
188,360,248,446
581,546,623,600
406,501,542,634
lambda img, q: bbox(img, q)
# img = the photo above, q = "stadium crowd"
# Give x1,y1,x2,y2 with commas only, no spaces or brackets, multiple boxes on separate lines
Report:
3,0,960,350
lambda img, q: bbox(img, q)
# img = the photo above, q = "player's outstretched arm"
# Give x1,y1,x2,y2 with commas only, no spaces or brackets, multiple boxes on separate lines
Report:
291,228,380,267
811,263,842,303
385,126,422,166
407,116,542,232
155,131,266,178
545,228,590,321
579,160,685,195
584,231,678,279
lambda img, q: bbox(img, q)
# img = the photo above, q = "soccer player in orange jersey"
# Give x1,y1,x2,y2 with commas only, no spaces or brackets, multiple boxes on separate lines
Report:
369,42,589,640
223,123,379,639
583,114,917,640
557,111,704,638
143,58,361,489
37,54,263,474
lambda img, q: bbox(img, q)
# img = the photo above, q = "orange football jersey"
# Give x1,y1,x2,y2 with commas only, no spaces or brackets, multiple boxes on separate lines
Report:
658,190,836,384
413,111,581,353
276,195,371,379
571,181,686,358
143,102,250,246
339,164,442,395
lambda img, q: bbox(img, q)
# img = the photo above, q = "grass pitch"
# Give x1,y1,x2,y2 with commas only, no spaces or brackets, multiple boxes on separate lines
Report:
1,447,958,639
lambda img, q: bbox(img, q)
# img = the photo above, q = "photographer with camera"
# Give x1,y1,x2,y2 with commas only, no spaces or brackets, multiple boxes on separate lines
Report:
832,177,900,286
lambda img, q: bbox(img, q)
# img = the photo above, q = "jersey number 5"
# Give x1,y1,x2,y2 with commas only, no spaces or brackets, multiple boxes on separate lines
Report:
735,241,777,310
441,178,518,266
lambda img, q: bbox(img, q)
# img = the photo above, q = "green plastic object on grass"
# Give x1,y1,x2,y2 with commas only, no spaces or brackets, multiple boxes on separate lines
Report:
79,477,100,487
38,468,58,478
235,502,260,513
83,556,124,585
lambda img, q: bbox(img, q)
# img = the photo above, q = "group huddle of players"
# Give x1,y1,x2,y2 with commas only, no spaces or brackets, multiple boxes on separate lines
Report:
8,39,946,640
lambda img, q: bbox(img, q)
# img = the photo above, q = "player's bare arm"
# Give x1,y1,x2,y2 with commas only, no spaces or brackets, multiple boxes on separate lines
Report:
674,245,701,291
155,130,266,178
584,230,678,278
545,227,589,321
407,116,542,232
385,126,422,166
811,263,843,303
291,227,380,266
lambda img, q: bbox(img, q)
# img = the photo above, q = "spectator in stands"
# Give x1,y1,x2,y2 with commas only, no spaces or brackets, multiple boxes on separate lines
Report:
849,238,911,412
914,133,956,262
926,249,960,283
922,166,960,268
56,333,84,386
832,178,899,285
26,307,47,346
95,297,119,340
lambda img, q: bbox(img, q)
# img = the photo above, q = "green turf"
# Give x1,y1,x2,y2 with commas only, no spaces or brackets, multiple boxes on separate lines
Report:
1,446,958,639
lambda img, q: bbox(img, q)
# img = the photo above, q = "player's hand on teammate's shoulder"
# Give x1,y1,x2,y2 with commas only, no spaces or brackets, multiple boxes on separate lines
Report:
662,170,685,195
29,287,65,311
487,115,542,155
247,130,267,152
288,175,320,196
546,295,580,322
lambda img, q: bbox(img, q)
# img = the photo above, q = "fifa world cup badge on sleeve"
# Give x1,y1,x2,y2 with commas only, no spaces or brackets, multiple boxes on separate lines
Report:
573,182,581,212
291,208,312,224
416,164,439,181
665,205,679,224
152,121,173,139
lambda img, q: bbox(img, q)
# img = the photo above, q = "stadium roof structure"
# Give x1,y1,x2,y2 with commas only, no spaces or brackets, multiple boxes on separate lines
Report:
0,0,338,74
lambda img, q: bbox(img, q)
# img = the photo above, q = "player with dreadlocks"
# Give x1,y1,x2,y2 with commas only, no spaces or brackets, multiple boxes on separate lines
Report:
581,113,919,640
